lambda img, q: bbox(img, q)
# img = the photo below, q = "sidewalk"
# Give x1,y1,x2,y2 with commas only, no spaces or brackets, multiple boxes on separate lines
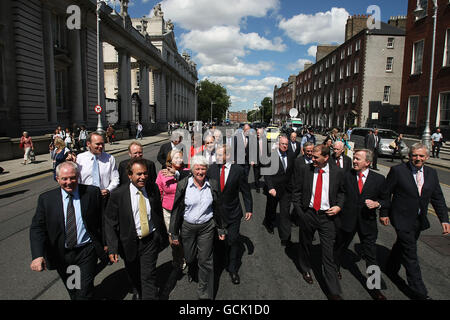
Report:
0,132,169,186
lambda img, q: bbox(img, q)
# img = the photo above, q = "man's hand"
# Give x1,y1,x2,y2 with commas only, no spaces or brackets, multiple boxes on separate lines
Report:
30,257,46,272
365,199,380,210
109,254,119,263
326,206,340,216
442,223,450,235
218,234,226,241
379,217,390,226
162,168,175,177
244,212,252,221
101,189,110,197
269,189,277,197
172,239,180,246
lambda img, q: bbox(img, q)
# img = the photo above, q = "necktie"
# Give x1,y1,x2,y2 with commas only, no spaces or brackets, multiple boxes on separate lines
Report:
209,152,214,164
416,170,423,196
358,171,364,194
313,169,324,211
281,153,287,171
336,157,340,168
66,194,77,249
92,156,100,187
292,142,296,152
138,190,150,238
220,165,225,192
259,139,263,157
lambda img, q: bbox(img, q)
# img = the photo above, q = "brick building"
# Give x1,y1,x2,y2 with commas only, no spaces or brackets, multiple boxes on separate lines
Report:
229,110,247,124
273,75,295,124
399,0,450,138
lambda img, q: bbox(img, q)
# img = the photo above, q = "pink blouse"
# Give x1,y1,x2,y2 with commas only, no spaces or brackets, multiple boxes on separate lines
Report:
20,136,33,149
156,170,179,211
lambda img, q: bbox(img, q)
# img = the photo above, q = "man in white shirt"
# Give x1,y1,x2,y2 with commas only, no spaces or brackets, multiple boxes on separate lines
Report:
76,133,120,200
431,128,444,158
204,135,216,165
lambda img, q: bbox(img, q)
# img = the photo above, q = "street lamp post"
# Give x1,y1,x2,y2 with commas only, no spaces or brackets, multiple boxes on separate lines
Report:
415,0,438,150
96,0,105,135
210,100,215,125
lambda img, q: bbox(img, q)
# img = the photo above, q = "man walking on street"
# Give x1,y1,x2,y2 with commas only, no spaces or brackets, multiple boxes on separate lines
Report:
365,129,380,170
431,128,444,158
136,122,144,140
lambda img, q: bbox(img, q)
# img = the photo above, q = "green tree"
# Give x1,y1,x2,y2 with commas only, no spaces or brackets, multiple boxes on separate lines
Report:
260,97,273,123
197,79,231,123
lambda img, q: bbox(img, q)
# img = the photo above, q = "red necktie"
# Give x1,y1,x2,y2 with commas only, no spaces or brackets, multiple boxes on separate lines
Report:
313,169,324,211
220,165,225,192
358,171,364,194
336,157,340,168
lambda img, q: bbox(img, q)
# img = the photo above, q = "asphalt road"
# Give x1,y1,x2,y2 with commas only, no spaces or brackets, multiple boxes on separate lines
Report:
0,132,449,300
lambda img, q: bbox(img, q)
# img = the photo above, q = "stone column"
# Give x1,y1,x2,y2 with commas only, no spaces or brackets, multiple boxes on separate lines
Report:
68,30,84,123
138,61,149,124
117,48,131,125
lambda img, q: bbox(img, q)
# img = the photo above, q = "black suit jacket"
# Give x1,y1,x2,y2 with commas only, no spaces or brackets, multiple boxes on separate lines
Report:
104,182,168,262
287,140,301,159
365,134,380,151
264,151,295,196
118,158,157,187
30,185,104,270
330,154,352,172
292,163,345,214
336,169,389,233
157,142,173,168
233,133,250,165
207,163,253,225
383,162,449,231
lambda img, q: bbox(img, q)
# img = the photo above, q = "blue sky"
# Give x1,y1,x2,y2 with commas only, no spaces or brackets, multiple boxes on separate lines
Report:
122,0,407,112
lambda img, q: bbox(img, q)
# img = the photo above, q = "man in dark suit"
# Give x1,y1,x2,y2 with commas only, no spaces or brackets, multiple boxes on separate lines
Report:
105,158,167,300
263,135,295,246
234,124,251,179
296,142,314,167
287,132,301,159
380,143,450,300
253,128,268,193
157,131,183,168
334,149,389,300
118,141,157,186
30,161,104,300
208,145,253,284
330,141,352,172
365,129,379,170
292,144,345,300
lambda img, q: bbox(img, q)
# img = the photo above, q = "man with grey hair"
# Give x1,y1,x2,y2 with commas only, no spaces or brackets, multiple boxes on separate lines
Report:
334,149,389,300
30,161,104,300
331,141,352,172
381,143,450,300
157,131,184,169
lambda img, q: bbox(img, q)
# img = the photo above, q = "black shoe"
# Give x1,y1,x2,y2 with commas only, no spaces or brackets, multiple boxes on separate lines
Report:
328,294,344,300
302,272,313,285
230,272,240,285
263,221,274,234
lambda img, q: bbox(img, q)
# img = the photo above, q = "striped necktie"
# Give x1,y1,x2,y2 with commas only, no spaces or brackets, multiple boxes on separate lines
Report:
66,194,77,249
92,155,101,187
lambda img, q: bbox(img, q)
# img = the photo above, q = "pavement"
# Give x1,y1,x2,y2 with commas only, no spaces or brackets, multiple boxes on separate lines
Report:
0,132,170,186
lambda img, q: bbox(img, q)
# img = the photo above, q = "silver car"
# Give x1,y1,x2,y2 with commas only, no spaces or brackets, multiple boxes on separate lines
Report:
349,128,409,157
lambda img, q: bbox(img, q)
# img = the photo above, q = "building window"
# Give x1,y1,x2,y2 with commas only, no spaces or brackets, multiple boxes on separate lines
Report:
136,71,140,87
355,39,361,51
387,37,395,48
412,40,424,74
346,62,351,77
407,96,419,126
352,86,358,103
332,55,336,65
354,58,360,74
444,29,450,67
347,45,352,56
345,88,350,104
329,92,334,107
319,78,322,89
324,73,328,85
330,70,335,82
386,57,394,72
314,67,318,75
383,86,391,103
55,70,65,109
325,59,329,68
440,92,450,126
341,50,345,59
338,90,342,105
314,81,317,90
52,14,66,49
319,64,323,72
340,65,344,79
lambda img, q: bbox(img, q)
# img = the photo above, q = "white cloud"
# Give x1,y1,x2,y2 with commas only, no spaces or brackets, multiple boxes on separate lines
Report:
230,95,249,103
160,0,279,30
229,76,283,93
199,61,273,77
307,45,317,57
202,76,244,86
287,58,313,71
278,7,349,45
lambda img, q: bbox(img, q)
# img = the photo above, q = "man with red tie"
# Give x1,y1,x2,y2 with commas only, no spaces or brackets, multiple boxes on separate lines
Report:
292,144,345,300
331,141,352,172
333,149,389,300
207,145,253,284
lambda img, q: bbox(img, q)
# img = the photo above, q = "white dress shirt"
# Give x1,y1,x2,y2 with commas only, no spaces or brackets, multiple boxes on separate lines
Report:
356,168,370,185
335,155,343,168
76,151,120,192
129,183,155,238
221,162,231,185
309,164,330,210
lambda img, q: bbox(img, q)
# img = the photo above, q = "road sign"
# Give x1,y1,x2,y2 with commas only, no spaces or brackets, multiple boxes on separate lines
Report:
94,105,102,114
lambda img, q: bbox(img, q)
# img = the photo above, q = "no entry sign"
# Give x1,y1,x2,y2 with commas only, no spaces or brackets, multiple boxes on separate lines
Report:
94,105,102,114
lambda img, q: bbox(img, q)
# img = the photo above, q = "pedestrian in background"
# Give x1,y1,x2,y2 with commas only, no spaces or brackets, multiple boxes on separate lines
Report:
390,134,404,163
64,129,73,151
52,137,76,180
20,131,34,165
106,124,115,145
136,122,144,140
431,128,444,158
79,125,88,152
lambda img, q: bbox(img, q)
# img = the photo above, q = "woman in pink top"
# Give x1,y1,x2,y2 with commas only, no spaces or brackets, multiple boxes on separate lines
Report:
156,149,187,270
20,131,34,165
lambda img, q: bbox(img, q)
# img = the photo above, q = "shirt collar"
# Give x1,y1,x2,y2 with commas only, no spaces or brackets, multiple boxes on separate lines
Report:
61,186,79,199
130,182,147,196
316,163,329,173
359,168,370,178
409,162,424,173
188,176,211,190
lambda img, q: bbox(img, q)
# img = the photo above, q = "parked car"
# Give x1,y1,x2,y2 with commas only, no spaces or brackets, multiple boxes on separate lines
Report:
349,127,409,157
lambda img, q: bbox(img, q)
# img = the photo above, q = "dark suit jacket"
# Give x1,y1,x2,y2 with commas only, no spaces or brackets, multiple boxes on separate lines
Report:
336,169,389,233
292,163,345,214
288,140,301,159
330,154,352,172
30,185,104,270
104,182,168,262
157,142,174,168
365,134,380,151
383,162,449,231
118,158,157,186
207,163,253,225
233,133,250,165
264,151,295,196
169,175,225,240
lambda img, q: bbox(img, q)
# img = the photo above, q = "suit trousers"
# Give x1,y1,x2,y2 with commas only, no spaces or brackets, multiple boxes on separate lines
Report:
124,232,159,300
372,149,379,169
265,191,291,241
225,219,241,273
181,219,215,300
386,218,427,298
253,165,262,187
334,224,378,270
56,242,97,300
297,208,342,296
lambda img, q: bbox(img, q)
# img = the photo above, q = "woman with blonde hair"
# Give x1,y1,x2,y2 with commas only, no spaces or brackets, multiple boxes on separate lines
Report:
52,137,76,180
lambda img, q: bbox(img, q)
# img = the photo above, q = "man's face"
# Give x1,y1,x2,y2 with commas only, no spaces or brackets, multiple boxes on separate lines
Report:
304,146,314,158
192,165,207,183
333,144,344,158
172,136,181,145
87,135,104,155
129,144,143,159
128,163,148,189
437,129,441,133
290,133,297,142
353,151,370,172
410,148,429,169
205,137,215,152
57,166,78,193
243,125,250,134
215,147,229,164
374,130,378,136
279,137,289,153
312,150,329,168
